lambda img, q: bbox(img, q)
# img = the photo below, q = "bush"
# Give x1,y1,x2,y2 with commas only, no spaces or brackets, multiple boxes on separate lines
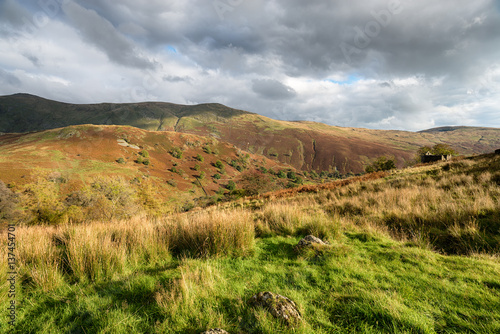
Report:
213,174,221,180
226,181,236,191
139,150,149,158
167,180,177,187
365,156,396,173
277,170,287,178
194,164,201,171
0,180,19,221
170,147,183,159
215,160,224,169
196,154,204,162
116,157,126,164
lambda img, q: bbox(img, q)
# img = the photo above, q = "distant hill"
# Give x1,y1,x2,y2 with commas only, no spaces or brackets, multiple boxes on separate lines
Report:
2,93,500,173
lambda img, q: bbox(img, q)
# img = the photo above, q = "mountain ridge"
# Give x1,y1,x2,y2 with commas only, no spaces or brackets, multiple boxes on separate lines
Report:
1,93,500,173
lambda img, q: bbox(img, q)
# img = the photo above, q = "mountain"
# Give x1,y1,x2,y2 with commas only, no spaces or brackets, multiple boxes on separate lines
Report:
2,93,500,173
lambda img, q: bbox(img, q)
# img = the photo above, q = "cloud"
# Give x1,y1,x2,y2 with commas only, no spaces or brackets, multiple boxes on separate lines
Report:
252,79,297,100
0,69,22,86
0,0,499,131
62,1,155,69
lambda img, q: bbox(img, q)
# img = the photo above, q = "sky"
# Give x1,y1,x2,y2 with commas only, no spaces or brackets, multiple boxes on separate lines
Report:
0,0,499,131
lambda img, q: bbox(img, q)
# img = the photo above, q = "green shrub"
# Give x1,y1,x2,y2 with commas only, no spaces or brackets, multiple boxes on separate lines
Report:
215,160,224,169
194,164,201,171
170,147,183,159
196,154,204,162
213,174,221,180
226,180,236,191
116,157,126,164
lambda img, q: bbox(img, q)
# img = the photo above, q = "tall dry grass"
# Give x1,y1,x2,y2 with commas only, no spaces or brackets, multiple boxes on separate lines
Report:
7,209,254,291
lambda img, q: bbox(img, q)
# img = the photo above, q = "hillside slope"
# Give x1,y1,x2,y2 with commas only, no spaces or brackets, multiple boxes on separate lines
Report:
0,124,296,215
2,93,500,173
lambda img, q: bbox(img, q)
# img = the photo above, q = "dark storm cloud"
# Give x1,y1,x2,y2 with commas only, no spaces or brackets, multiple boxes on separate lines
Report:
62,1,155,70
252,79,297,100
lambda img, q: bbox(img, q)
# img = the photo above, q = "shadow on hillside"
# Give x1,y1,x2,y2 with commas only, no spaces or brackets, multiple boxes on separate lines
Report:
258,238,297,260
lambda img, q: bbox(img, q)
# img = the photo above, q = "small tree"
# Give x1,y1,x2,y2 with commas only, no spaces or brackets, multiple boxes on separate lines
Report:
365,156,396,173
215,160,224,169
226,180,236,191
196,154,204,162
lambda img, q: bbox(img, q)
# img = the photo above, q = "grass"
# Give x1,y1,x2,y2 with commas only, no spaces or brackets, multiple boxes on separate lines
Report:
1,155,500,333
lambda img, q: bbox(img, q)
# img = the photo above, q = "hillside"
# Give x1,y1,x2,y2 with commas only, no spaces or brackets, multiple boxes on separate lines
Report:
1,94,500,173
1,154,499,333
0,124,298,220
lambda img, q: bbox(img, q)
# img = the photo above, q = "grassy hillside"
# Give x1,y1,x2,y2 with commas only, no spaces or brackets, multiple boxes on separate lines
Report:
0,124,300,223
2,94,500,174
1,154,499,333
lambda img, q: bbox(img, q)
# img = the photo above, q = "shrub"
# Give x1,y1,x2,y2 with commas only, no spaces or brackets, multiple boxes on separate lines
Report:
199,171,206,180
226,180,236,191
170,147,183,159
202,146,212,154
215,160,224,169
213,174,221,180
287,171,296,179
277,170,287,178
139,150,149,158
167,179,177,187
194,164,201,171
116,157,126,164
0,180,19,221
196,154,204,162
365,156,396,173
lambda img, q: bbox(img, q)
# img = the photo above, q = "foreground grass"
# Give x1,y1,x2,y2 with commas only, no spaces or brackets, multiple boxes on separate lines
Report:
2,155,500,333
2,234,500,333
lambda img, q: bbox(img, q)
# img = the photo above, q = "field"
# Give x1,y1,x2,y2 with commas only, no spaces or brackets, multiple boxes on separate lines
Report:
1,154,499,333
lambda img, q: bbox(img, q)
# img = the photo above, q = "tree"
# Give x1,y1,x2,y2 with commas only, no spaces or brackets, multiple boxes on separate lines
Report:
226,180,236,191
215,160,224,169
365,156,396,173
196,154,204,162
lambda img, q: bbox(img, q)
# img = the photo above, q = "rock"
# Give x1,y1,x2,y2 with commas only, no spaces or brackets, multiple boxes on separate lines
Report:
248,291,302,326
295,235,328,251
200,329,229,334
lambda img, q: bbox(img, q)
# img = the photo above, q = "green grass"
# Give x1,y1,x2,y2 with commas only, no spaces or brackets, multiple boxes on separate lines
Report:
2,233,499,333
2,155,500,333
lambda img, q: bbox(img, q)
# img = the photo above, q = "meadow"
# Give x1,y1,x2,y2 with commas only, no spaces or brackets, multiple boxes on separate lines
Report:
1,154,500,333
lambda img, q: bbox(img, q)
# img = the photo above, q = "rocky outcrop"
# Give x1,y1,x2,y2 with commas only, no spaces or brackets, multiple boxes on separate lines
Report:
248,291,302,326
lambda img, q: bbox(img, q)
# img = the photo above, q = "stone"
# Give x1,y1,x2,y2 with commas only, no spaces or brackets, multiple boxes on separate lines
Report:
248,291,302,326
200,329,229,334
295,235,328,251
